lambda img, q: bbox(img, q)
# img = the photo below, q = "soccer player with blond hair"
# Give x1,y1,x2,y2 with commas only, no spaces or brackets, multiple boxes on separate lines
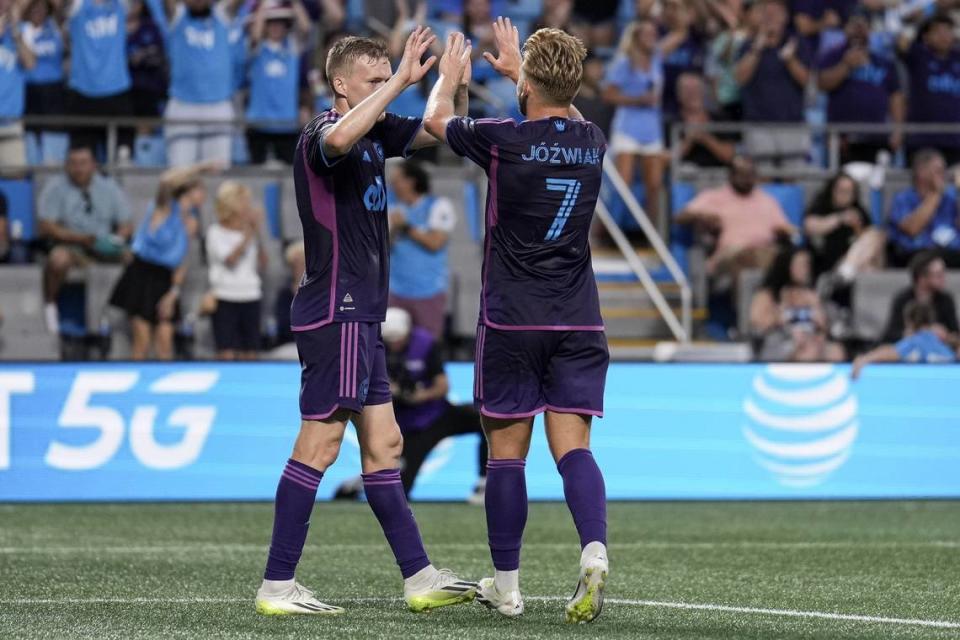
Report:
424,21,609,623
254,27,478,616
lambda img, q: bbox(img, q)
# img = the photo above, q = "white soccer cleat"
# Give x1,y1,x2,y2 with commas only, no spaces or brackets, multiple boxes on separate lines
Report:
255,579,344,616
476,577,524,617
404,568,477,612
565,543,608,624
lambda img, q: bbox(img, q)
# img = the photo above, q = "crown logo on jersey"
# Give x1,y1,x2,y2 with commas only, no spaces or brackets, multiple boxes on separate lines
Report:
343,293,353,303
362,150,372,163
554,120,566,132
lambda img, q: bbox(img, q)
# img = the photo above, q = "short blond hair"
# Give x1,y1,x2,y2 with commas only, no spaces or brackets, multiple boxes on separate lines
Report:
214,181,252,224
521,28,587,106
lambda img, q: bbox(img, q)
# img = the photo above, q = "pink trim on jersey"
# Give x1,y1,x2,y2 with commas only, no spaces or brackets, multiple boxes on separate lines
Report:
544,405,604,418
351,322,359,398
480,405,547,419
291,143,339,332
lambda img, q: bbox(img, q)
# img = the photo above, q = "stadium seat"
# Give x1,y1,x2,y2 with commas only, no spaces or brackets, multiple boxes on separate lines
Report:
263,182,282,240
760,183,806,231
0,179,35,244
851,271,912,342
669,181,697,276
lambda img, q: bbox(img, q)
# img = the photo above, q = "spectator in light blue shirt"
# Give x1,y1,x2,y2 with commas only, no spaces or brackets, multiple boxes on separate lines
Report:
0,8,33,167
602,18,667,228
245,0,311,164
146,0,242,166
852,300,957,379
66,0,135,155
388,161,456,340
887,149,960,268
20,0,64,164
109,162,212,359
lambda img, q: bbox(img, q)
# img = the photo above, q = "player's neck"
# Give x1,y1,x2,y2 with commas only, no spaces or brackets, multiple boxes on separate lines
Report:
333,97,351,115
524,103,570,121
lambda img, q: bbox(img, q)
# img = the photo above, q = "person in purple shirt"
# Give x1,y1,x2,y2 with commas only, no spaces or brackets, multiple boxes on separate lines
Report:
818,12,905,164
887,149,960,268
735,0,813,169
424,20,609,624
254,28,478,617
899,13,960,165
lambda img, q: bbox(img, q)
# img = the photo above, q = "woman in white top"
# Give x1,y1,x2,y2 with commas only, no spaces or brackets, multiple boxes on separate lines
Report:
205,181,267,359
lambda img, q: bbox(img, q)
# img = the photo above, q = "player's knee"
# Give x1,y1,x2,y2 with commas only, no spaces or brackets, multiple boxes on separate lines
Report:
292,427,343,471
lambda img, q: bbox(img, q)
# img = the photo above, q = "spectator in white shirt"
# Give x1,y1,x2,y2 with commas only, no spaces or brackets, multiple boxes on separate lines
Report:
205,180,266,359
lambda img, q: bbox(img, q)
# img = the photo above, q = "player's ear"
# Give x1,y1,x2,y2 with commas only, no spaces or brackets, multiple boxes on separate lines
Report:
332,75,347,99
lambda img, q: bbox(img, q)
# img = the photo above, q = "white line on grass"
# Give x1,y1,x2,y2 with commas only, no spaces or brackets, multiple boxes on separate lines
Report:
1,596,957,630
1,540,958,554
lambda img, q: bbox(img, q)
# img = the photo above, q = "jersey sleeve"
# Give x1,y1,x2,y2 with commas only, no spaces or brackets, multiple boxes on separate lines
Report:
301,115,348,174
445,116,512,167
371,113,423,159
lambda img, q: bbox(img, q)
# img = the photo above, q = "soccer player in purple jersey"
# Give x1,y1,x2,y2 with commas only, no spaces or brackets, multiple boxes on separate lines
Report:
424,22,609,623
255,27,478,616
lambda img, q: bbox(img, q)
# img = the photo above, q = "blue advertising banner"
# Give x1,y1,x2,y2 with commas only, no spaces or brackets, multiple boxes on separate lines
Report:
0,362,958,501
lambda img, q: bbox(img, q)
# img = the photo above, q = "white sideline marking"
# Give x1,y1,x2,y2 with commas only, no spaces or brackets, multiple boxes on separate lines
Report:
0,595,957,630
1,540,958,554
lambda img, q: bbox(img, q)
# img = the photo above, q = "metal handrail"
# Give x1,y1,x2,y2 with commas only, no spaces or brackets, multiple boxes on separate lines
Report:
600,155,691,341
594,198,688,342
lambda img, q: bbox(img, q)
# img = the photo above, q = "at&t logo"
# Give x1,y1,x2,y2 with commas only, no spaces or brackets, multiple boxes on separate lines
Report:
743,365,858,488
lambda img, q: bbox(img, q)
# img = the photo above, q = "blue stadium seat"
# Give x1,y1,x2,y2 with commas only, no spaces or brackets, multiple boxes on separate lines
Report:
760,183,806,230
669,181,697,275
0,179,35,242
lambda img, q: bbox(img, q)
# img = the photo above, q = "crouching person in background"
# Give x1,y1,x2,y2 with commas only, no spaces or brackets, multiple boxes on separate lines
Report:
852,301,957,380
205,181,267,360
109,163,211,359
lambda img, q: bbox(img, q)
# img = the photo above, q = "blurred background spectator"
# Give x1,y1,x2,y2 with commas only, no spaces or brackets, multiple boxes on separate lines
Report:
245,0,311,164
881,250,958,345
677,155,793,285
21,0,64,166
749,243,845,361
205,180,266,360
803,172,885,291
853,300,957,379
108,163,207,359
126,0,168,132
604,18,666,229
735,0,812,169
39,143,131,333
388,160,455,340
887,149,960,268
67,0,135,157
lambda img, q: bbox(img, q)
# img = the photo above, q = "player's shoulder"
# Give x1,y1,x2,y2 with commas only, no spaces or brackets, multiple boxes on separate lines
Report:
520,117,606,144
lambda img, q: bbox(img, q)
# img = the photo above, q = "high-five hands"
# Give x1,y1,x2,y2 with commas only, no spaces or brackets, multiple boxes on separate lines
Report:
439,31,472,84
397,25,438,87
482,16,521,83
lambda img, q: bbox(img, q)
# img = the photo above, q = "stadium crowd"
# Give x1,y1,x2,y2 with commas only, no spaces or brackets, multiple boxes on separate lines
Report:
0,0,957,366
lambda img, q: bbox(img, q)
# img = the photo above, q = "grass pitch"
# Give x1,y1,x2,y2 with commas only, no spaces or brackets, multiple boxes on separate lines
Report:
1,501,959,639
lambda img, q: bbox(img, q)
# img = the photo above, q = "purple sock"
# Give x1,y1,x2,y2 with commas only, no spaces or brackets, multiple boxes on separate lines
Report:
557,448,607,547
264,459,323,580
485,459,528,571
362,469,431,578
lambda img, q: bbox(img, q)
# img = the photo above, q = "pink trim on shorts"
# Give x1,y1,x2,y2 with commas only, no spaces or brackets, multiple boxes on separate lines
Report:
483,320,606,331
480,405,547,419
545,405,604,418
301,405,343,421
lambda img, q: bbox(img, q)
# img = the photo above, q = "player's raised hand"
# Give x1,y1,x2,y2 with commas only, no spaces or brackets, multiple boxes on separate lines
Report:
483,16,521,83
439,31,472,84
397,25,438,87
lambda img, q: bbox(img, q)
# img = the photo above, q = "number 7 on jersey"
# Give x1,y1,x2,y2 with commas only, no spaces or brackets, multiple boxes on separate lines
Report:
544,178,582,241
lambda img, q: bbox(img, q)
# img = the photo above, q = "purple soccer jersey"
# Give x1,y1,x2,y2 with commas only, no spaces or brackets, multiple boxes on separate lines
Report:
446,116,606,331
291,108,423,330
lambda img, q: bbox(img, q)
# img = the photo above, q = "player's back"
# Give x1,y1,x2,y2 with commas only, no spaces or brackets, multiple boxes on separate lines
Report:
447,116,606,330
